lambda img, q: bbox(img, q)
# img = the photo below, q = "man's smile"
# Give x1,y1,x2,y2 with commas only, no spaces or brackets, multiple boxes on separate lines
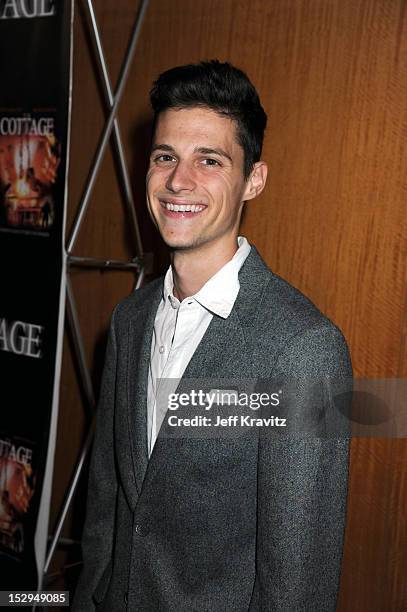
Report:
158,198,208,218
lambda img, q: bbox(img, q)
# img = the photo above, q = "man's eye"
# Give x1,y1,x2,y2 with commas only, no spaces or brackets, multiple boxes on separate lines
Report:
155,154,175,162
201,158,220,166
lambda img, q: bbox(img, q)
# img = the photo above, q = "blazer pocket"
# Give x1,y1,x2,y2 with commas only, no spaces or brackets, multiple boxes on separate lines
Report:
92,560,113,605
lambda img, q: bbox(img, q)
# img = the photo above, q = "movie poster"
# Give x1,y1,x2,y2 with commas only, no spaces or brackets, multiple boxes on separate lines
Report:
0,435,36,557
0,0,73,590
0,114,60,233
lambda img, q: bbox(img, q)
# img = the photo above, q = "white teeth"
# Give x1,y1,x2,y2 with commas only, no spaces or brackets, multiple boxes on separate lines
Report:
164,202,204,213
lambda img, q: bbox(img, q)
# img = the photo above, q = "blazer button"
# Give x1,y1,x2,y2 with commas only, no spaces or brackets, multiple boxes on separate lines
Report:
135,522,149,537
124,592,128,604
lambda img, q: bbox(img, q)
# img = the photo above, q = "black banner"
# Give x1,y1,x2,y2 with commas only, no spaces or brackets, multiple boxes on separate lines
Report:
0,0,72,590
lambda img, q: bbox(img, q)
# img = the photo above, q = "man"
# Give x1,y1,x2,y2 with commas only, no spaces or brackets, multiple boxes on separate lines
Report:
73,60,352,611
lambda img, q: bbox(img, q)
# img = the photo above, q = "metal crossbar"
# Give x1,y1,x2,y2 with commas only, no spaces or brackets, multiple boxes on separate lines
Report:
67,0,149,256
44,0,150,577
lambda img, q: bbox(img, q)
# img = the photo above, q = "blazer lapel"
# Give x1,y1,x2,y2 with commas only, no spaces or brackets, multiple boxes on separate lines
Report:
126,282,162,496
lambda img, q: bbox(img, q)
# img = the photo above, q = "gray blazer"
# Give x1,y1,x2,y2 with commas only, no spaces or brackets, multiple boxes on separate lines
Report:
72,245,352,612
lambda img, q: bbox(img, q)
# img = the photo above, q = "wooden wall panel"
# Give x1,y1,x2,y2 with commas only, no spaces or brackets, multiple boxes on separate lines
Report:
49,1,407,609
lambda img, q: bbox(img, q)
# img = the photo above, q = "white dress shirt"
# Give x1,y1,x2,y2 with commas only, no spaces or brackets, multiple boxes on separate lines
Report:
147,236,251,457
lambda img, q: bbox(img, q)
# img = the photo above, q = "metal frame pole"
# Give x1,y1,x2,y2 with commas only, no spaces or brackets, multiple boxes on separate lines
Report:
43,421,96,575
67,0,149,255
43,275,96,574
86,0,144,258
44,0,150,580
66,276,96,412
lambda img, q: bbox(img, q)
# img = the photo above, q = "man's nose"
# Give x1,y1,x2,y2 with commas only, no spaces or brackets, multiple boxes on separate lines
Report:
165,160,196,192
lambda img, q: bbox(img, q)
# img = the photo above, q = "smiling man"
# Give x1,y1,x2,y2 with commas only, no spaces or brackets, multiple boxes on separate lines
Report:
73,60,352,612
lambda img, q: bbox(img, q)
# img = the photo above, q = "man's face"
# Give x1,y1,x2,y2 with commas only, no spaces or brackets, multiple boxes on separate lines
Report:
146,106,255,253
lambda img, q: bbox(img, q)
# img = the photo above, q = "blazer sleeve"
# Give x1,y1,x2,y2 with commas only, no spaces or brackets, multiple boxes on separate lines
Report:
252,323,352,612
72,308,119,611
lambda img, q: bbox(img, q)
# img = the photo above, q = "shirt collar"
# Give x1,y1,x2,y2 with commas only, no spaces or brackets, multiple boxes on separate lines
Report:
162,236,251,318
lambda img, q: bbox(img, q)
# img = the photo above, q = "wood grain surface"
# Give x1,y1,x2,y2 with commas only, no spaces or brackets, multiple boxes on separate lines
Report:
49,1,407,609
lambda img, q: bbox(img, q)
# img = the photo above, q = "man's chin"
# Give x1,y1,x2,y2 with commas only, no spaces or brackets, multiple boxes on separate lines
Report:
161,235,200,251
166,241,197,252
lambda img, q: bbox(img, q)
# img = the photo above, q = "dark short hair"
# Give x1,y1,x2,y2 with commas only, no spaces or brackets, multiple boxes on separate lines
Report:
149,60,267,179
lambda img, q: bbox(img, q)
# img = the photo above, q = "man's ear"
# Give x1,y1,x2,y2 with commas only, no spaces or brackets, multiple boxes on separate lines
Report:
242,161,268,201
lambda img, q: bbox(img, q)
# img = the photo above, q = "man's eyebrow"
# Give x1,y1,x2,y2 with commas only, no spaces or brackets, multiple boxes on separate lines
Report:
150,144,233,163
195,147,233,163
150,143,175,153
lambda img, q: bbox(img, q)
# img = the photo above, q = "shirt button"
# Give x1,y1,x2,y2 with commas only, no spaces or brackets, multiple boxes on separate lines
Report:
159,345,165,354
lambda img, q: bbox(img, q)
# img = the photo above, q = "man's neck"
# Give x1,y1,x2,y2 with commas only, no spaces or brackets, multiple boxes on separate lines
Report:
171,238,239,301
